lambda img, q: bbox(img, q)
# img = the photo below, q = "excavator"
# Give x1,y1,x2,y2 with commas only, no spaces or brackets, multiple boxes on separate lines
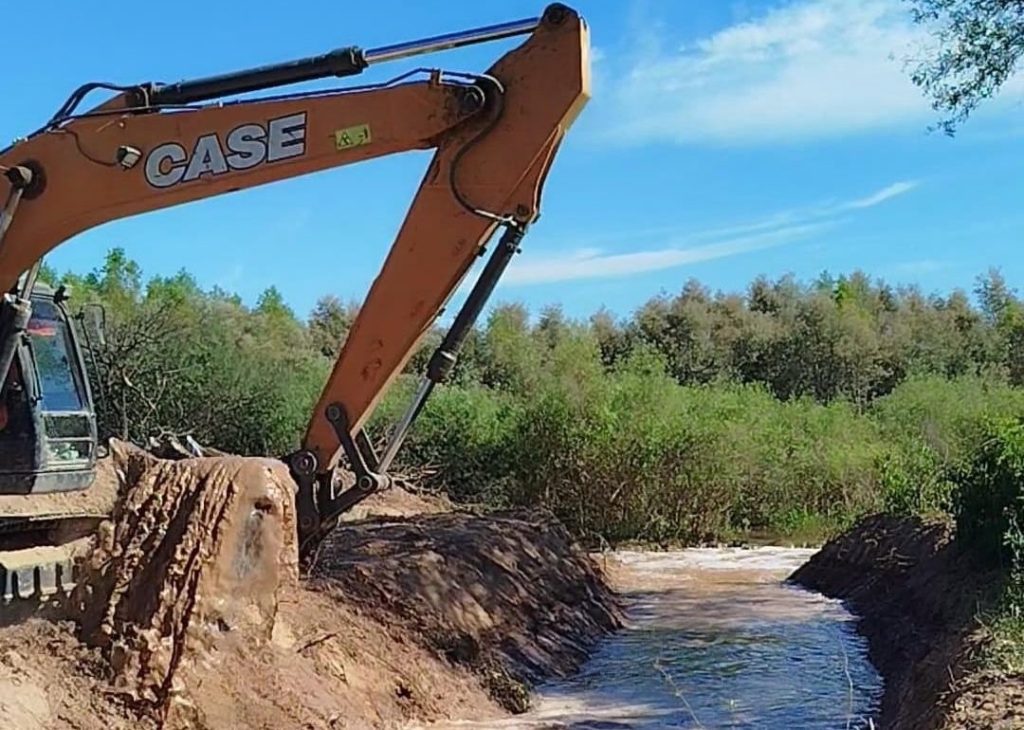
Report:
0,4,589,606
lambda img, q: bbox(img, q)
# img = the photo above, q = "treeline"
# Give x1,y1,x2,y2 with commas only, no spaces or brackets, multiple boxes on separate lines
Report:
323,267,1024,407
560,270,1022,403
41,250,1024,549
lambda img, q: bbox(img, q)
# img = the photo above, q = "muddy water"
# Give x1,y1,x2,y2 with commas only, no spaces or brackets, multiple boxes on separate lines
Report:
422,547,883,729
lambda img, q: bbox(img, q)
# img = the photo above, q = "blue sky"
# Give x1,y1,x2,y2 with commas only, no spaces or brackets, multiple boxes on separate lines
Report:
5,0,1023,324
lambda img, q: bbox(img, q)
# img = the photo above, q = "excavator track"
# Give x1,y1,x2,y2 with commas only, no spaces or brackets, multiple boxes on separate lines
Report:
0,458,117,611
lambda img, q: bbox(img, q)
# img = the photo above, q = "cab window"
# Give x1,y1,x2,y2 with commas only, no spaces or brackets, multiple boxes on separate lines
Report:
27,300,84,413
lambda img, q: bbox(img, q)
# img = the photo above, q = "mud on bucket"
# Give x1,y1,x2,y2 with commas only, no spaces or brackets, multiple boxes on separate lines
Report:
70,441,299,712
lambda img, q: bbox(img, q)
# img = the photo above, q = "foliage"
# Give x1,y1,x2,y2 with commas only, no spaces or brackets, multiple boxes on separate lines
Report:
564,270,1014,406
308,295,359,358
35,250,1024,548
950,417,1024,568
905,0,1024,135
46,249,329,456
946,416,1024,672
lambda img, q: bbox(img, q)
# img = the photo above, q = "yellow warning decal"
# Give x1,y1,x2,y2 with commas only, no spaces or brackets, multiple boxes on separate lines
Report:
335,124,372,150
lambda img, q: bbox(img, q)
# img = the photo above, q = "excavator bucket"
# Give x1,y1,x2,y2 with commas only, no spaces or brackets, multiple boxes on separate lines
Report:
69,441,298,711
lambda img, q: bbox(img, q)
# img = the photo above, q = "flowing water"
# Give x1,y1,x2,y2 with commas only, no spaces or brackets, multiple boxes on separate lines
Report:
417,547,883,729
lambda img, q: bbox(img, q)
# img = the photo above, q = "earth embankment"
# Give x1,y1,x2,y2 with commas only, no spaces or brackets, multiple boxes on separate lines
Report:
790,513,1023,730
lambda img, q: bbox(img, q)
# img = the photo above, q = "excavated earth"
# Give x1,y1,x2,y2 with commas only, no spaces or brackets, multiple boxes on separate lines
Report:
0,444,620,730
790,512,1024,730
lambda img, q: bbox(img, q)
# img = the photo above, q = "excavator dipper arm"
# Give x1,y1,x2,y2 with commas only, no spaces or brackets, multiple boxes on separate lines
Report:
0,5,589,556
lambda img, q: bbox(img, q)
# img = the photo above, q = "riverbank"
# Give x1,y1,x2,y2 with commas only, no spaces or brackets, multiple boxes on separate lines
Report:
790,512,1024,730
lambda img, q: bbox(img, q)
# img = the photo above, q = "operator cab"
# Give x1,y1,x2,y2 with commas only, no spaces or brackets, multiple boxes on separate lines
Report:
0,282,97,494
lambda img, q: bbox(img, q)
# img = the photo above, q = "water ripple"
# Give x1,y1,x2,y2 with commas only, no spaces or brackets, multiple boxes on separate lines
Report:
417,548,883,730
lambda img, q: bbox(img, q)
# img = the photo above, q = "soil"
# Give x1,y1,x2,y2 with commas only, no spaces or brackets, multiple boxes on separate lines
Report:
789,512,1024,730
0,447,620,730
69,441,302,719
309,509,623,714
0,586,497,730
338,485,451,524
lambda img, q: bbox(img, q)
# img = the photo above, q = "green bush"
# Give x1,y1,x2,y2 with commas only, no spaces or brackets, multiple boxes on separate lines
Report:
871,375,1024,465
877,441,951,516
950,418,1024,569
392,345,891,544
947,418,1024,672
40,249,1024,552
870,376,1024,517
388,369,1024,547
387,381,522,505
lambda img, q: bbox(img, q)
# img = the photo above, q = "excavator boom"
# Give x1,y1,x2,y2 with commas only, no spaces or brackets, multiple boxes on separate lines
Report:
0,5,590,564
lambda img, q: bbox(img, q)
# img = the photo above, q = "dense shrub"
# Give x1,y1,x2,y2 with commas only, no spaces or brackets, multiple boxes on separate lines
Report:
869,376,1024,516
947,418,1024,671
392,347,888,543
950,418,1024,569
41,249,1024,546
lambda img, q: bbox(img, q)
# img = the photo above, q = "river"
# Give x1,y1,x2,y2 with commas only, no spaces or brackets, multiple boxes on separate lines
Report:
417,547,883,729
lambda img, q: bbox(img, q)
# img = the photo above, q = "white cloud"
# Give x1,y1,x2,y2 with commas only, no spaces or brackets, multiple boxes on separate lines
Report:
596,0,1020,145
841,180,919,209
505,179,916,286
505,222,832,285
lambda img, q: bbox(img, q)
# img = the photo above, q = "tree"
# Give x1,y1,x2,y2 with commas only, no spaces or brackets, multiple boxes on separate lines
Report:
37,262,59,287
998,302,1024,384
308,295,357,358
975,267,1016,323
255,286,293,320
589,306,630,368
93,248,143,300
535,304,569,351
477,302,540,391
906,0,1024,135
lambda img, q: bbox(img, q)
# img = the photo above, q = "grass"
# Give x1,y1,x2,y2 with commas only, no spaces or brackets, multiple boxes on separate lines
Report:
981,601,1024,674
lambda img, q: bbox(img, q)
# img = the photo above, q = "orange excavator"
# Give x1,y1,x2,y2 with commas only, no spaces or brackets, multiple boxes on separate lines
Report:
0,4,589,602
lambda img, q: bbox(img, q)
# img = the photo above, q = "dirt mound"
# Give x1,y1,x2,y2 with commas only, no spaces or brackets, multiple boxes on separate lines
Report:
789,512,1023,730
339,484,451,522
309,509,623,713
156,584,501,729
0,617,147,730
0,447,619,729
0,588,498,730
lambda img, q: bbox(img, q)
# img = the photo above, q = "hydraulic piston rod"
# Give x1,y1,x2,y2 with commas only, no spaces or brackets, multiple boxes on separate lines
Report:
146,12,544,106
0,167,35,387
378,223,526,473
363,17,540,64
